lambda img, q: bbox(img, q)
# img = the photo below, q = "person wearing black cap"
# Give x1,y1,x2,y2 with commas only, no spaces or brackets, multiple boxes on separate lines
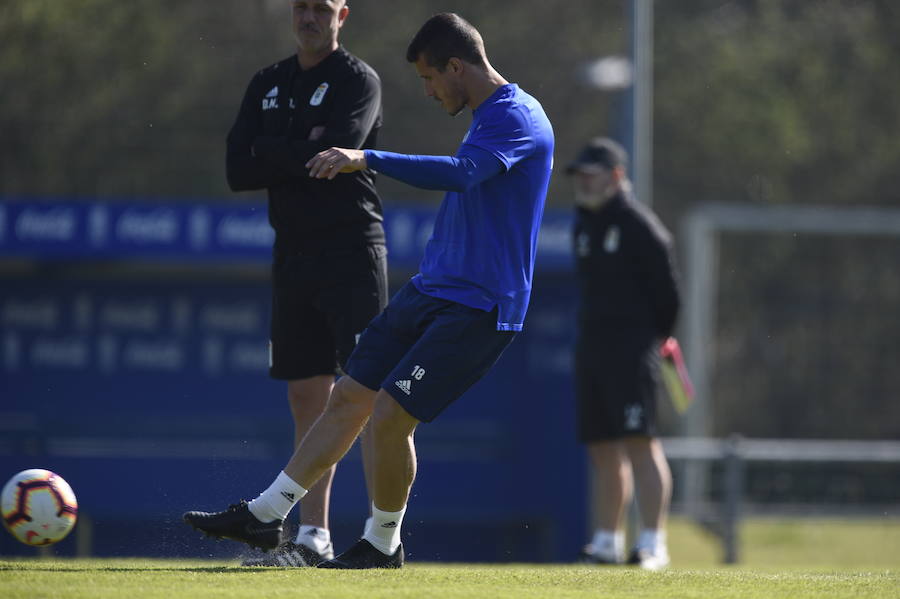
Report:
223,0,384,567
568,137,680,570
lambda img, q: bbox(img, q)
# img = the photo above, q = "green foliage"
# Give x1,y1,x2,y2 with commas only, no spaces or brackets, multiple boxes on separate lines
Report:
713,233,900,439
1,1,898,207
645,2,900,442
0,0,624,201
0,0,288,196
654,0,900,219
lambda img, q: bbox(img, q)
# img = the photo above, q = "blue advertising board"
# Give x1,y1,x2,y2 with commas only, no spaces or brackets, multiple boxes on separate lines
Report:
0,198,575,272
0,199,584,562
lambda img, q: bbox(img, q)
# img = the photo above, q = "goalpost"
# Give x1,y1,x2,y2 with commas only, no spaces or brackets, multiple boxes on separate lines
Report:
677,202,900,515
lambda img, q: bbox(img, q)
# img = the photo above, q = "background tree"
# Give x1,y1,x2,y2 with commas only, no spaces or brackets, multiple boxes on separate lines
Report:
0,0,624,200
654,0,900,223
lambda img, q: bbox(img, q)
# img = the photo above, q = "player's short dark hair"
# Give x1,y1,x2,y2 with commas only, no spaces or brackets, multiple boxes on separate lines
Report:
406,13,486,71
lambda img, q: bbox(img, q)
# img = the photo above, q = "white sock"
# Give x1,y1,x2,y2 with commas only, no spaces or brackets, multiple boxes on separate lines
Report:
295,525,332,555
636,529,667,555
247,471,307,523
362,505,406,555
590,529,623,560
363,516,373,537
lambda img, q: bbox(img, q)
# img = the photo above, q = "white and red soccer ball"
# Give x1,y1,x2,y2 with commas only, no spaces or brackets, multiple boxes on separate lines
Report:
2,469,78,546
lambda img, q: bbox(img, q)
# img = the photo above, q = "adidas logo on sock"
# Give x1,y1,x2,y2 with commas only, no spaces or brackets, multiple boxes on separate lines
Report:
305,528,318,536
381,521,397,528
394,379,412,395
280,491,296,502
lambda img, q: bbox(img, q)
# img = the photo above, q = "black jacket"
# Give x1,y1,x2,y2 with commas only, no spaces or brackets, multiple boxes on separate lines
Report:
573,190,680,342
226,47,384,253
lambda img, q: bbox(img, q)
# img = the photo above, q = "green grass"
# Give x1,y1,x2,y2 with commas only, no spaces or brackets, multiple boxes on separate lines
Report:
0,560,896,599
1,518,898,599
667,516,900,568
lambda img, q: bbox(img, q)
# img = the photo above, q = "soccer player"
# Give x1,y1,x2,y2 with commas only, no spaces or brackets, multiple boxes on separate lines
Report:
567,138,680,570
184,12,554,569
224,0,386,566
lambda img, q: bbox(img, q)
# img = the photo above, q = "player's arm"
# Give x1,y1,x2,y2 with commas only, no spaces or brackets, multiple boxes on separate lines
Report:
252,72,382,176
306,145,504,190
226,74,295,191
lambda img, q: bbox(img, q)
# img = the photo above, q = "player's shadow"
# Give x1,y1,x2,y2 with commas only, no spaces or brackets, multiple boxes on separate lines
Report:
0,565,289,574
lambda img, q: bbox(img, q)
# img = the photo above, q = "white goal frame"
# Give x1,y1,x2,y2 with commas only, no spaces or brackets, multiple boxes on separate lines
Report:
677,202,900,509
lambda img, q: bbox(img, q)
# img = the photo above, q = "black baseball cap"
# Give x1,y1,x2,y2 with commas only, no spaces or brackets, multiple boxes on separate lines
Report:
565,137,628,174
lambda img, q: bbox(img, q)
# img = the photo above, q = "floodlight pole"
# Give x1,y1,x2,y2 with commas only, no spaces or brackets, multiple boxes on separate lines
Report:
627,0,654,207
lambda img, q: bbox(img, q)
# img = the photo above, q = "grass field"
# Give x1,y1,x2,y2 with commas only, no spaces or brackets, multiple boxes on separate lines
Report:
1,518,897,599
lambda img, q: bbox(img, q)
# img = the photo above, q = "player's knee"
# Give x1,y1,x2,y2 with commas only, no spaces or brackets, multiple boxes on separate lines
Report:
287,376,332,411
371,394,417,441
326,376,375,419
623,436,665,466
287,394,328,424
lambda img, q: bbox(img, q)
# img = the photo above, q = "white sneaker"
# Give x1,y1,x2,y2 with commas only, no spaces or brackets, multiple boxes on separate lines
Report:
579,543,622,565
627,547,670,571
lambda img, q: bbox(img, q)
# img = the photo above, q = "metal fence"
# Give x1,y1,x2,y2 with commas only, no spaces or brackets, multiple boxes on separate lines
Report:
663,436,900,563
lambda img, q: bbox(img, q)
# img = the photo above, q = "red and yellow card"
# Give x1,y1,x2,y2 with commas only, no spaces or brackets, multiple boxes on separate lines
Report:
660,337,694,414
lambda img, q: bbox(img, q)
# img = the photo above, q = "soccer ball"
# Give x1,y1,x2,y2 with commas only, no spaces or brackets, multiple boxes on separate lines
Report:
2,469,78,546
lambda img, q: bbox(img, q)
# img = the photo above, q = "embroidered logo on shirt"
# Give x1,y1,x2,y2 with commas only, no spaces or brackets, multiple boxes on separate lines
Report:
576,232,591,257
395,379,412,395
624,404,643,430
263,86,279,111
603,226,621,253
310,82,329,106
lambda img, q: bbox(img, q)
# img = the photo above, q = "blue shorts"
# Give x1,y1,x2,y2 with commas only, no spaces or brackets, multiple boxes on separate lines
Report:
345,281,517,422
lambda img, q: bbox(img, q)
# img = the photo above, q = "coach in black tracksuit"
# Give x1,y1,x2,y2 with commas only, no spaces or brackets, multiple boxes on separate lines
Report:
224,1,385,567
569,138,680,570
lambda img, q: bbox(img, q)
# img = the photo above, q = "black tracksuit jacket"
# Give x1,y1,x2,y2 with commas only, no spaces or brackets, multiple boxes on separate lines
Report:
226,47,384,254
573,190,681,348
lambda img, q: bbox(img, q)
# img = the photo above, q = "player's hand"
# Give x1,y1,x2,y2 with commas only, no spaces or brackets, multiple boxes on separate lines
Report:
306,147,366,180
660,336,677,358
